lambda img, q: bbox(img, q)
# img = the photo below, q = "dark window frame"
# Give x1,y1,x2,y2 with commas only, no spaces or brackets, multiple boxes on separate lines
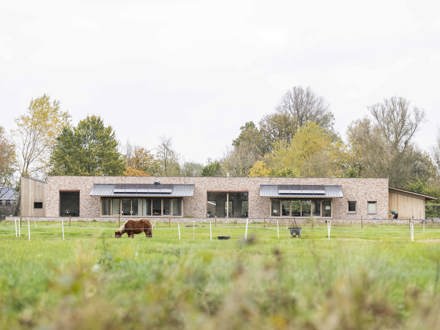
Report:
33,202,43,209
348,201,356,213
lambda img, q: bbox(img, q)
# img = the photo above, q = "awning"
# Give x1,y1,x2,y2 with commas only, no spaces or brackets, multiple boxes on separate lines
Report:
260,184,343,198
90,183,195,197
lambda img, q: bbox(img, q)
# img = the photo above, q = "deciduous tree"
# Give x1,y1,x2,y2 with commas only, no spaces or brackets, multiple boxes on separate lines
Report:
277,86,334,132
14,95,70,178
265,122,347,177
0,127,16,186
156,137,180,176
124,144,159,176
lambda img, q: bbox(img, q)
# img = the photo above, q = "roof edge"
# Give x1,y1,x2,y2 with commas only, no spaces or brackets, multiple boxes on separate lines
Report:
389,187,437,200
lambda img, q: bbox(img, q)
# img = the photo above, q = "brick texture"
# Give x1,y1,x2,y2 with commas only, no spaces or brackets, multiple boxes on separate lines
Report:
30,176,391,220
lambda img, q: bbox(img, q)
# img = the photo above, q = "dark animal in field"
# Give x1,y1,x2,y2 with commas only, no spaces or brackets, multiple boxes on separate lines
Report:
115,219,153,238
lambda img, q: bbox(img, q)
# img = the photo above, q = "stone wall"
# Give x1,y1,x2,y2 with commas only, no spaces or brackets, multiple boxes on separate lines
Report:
35,176,390,220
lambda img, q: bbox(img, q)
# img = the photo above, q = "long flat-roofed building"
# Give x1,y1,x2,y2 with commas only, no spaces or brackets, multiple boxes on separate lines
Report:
20,176,434,220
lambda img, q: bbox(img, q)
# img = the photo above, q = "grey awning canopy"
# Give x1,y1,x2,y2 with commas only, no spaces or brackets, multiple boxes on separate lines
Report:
90,184,195,197
260,185,343,198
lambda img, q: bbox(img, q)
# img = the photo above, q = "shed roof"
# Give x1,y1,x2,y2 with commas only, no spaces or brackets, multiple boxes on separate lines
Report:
260,184,343,198
389,187,437,200
90,183,194,197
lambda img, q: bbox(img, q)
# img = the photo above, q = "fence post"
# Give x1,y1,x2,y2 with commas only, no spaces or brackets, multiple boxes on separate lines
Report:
178,223,181,240
209,221,212,241
244,218,249,240
61,218,65,240
14,218,18,237
410,220,415,242
277,220,280,239
27,219,31,241
327,220,331,240
18,217,22,237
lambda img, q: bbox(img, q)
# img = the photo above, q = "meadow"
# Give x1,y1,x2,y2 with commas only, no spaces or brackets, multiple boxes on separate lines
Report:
0,220,440,329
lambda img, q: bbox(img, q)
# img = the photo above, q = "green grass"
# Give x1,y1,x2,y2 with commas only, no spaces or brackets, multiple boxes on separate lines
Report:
1,220,440,329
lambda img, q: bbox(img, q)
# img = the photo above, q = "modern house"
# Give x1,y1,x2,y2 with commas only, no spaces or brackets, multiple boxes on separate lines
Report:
20,176,435,221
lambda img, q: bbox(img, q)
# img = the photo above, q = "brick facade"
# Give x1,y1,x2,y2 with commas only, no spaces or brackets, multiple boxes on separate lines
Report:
23,176,390,220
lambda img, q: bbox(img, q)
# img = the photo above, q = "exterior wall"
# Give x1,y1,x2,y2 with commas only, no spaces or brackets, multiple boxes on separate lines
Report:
389,191,425,219
20,177,46,217
33,176,390,220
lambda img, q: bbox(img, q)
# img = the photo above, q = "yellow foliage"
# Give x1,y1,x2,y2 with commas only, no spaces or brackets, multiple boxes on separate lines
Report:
265,122,348,177
249,161,272,177
123,167,150,177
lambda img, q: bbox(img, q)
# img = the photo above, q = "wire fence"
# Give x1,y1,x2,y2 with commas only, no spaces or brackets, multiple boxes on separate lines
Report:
1,218,440,242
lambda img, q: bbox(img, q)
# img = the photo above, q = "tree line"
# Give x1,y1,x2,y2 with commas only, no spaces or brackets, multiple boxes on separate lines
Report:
1,87,440,204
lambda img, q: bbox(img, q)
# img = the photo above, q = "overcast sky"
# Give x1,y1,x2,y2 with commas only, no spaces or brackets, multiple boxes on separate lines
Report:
1,0,439,164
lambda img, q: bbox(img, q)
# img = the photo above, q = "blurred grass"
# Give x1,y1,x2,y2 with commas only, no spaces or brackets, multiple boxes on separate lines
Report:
0,220,439,329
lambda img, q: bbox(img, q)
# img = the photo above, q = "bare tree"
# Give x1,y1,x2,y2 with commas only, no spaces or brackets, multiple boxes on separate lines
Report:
369,97,425,153
277,86,334,132
156,137,180,176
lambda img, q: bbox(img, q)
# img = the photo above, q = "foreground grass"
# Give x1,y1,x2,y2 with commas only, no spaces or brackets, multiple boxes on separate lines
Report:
0,221,439,329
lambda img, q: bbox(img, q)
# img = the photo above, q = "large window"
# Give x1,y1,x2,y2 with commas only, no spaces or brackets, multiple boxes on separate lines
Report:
101,197,182,216
271,199,332,217
60,191,80,217
207,192,248,218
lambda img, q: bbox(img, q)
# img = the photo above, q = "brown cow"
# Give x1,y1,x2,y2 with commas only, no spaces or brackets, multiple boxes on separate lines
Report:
115,219,153,238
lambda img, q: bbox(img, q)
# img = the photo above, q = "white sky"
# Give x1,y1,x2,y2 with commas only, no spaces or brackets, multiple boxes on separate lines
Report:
1,0,439,164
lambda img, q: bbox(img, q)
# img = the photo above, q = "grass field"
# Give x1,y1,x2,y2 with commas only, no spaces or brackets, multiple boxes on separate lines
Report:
1,220,440,329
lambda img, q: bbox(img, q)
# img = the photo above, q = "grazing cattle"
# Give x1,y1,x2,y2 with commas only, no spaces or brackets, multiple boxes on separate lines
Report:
115,219,153,238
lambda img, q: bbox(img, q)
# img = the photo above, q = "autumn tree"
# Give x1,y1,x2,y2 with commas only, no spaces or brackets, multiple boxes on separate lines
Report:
0,127,16,186
249,160,271,177
264,122,347,177
124,144,160,176
14,95,70,178
156,137,180,176
50,115,125,175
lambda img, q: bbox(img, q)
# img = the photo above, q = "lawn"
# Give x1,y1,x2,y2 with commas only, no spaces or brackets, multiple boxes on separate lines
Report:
0,220,439,329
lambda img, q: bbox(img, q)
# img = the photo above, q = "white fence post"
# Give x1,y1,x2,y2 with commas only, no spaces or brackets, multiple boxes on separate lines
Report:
178,223,181,240
27,219,31,241
209,221,212,241
327,220,331,240
410,221,414,242
61,218,65,240
14,218,18,237
18,218,21,237
277,220,280,239
244,218,249,240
